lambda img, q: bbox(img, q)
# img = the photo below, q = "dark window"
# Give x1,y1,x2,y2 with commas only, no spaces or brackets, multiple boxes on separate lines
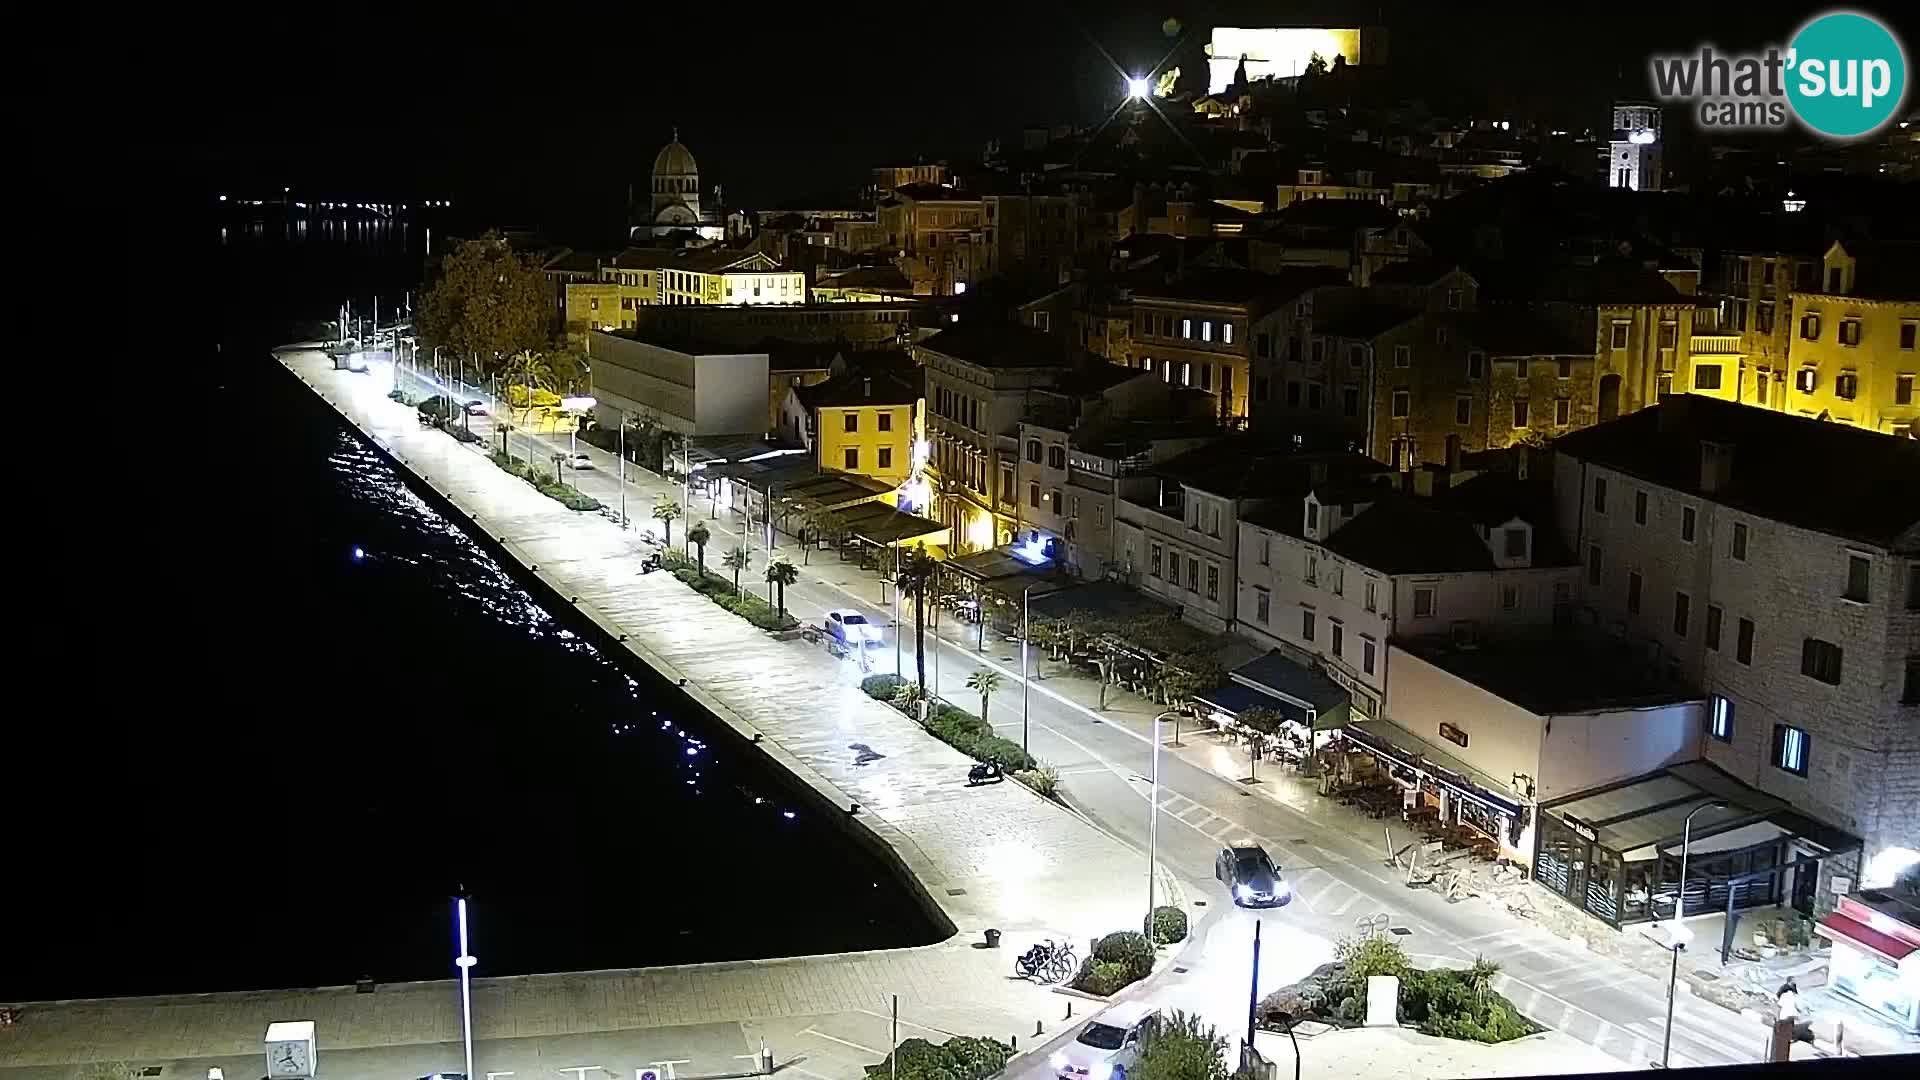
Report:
1513,399,1530,428
1627,571,1642,614
1287,381,1302,406
1681,506,1696,542
1909,563,1920,610
1343,387,1359,417
1801,638,1843,685
1899,374,1915,405
1737,617,1755,665
1555,398,1571,425
844,413,859,432
1025,439,1041,463
1673,592,1690,637
1845,554,1871,602
1257,332,1273,358
1588,545,1602,585
1634,490,1648,525
1902,323,1918,350
1308,384,1323,409
1610,322,1630,349
1731,522,1748,560
1391,389,1410,418
878,412,892,432
1902,657,1920,704
1456,397,1471,424
1593,477,1608,513
1694,364,1722,390
844,447,859,470
1206,565,1219,601
1028,482,1040,509
1468,352,1485,378
1557,357,1573,379
1363,639,1376,675
1504,528,1526,558
1332,623,1344,657
1048,445,1066,469
1301,610,1316,642
1709,695,1733,741
878,447,893,470
1706,605,1723,650
1772,724,1810,777
1256,376,1271,402
1835,373,1859,400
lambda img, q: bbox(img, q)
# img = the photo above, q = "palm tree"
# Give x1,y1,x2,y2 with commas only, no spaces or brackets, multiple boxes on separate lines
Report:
651,494,682,547
1467,954,1501,1004
966,668,1003,721
765,556,799,621
501,349,556,428
722,546,751,595
896,545,938,694
687,521,712,576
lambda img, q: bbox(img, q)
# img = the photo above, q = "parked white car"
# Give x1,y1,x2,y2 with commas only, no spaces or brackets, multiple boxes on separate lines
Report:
563,452,593,470
1051,1001,1160,1080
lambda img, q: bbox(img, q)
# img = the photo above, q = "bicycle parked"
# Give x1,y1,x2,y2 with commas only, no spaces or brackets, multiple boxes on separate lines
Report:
1014,938,1077,983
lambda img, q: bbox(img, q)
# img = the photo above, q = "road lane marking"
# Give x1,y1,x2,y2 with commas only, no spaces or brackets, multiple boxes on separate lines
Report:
800,1029,883,1056
855,1008,959,1037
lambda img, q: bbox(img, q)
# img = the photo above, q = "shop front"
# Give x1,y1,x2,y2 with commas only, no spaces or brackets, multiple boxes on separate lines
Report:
1337,719,1531,865
1535,761,1860,938
1817,891,1920,1035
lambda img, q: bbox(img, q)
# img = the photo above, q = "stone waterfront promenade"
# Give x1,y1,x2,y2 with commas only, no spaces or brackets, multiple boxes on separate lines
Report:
0,347,1187,1078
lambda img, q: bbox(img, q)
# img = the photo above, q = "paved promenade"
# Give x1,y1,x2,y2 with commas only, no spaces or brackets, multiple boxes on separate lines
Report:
0,348,1191,1079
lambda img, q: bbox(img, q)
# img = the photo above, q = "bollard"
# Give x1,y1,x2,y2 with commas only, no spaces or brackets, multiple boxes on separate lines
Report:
1064,1001,1074,1020
760,1039,773,1075
1034,1021,1043,1037
1011,1035,1018,1052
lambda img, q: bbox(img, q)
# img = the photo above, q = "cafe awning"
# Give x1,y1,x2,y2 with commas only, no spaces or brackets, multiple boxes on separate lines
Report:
1230,651,1349,730
1541,760,1861,862
1817,912,1920,967
1342,719,1525,818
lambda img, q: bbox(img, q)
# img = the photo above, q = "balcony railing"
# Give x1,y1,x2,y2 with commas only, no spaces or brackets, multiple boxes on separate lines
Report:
1690,334,1744,355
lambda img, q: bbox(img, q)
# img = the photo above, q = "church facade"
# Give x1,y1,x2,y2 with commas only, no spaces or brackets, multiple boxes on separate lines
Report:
635,130,725,242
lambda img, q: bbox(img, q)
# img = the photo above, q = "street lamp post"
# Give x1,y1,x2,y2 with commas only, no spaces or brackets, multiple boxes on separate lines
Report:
1673,800,1729,926
1146,709,1181,925
454,895,477,1080
1020,584,1034,755
1653,799,1727,1069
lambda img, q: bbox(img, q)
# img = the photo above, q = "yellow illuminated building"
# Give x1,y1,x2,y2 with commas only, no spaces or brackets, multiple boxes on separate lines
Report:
563,282,644,336
1783,241,1920,437
785,368,925,489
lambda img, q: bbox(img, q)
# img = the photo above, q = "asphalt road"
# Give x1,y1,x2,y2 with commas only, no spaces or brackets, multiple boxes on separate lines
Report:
393,364,1770,1070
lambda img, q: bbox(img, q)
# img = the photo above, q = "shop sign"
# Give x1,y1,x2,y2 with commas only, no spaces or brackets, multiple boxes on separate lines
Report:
1438,722,1469,748
1564,815,1598,843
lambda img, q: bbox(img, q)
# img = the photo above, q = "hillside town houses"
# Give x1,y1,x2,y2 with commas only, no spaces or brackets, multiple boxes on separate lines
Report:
528,88,1917,1006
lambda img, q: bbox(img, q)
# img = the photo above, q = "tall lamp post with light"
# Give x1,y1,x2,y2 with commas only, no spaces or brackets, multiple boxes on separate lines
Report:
1649,799,1729,1069
1019,584,1036,755
453,894,478,1080
1145,709,1183,925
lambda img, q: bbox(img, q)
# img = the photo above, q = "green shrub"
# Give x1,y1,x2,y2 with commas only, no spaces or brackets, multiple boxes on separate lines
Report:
1071,959,1136,997
1094,930,1156,981
934,1036,1013,1079
974,735,1034,772
863,1035,1011,1080
1336,935,1410,980
891,683,926,711
1146,905,1189,945
1134,1011,1228,1080
861,674,907,700
1013,764,1059,798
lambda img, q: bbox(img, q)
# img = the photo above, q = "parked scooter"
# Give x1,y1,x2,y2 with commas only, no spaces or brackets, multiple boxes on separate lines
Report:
966,761,1005,786
639,553,664,575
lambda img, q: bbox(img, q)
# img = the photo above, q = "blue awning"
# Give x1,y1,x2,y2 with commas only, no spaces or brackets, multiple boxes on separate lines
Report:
1194,683,1311,727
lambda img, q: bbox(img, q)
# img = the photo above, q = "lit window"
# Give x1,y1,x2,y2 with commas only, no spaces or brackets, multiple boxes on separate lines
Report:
1222,323,1234,344
1772,724,1809,777
1181,318,1192,339
1709,695,1733,741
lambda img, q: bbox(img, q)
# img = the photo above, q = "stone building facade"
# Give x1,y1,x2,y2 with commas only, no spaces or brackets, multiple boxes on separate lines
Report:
1552,396,1920,897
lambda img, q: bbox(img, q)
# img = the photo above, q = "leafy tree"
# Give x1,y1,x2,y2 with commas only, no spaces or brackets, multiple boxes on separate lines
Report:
687,521,712,575
1134,1011,1228,1080
501,348,558,430
966,668,1002,721
652,494,682,547
795,507,821,564
722,545,752,594
896,545,938,693
418,232,550,375
765,555,798,619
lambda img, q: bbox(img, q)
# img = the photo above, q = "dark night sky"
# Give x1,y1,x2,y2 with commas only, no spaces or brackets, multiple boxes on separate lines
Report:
36,1,1910,242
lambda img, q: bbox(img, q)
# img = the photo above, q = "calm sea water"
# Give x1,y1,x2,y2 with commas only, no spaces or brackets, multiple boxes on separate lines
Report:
1,214,936,1001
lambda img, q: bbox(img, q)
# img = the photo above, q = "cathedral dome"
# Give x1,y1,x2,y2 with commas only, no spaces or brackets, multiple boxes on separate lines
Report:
654,136,698,178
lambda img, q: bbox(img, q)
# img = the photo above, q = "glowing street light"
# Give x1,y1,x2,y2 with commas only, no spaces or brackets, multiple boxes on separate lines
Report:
1126,76,1150,99
453,895,477,1080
